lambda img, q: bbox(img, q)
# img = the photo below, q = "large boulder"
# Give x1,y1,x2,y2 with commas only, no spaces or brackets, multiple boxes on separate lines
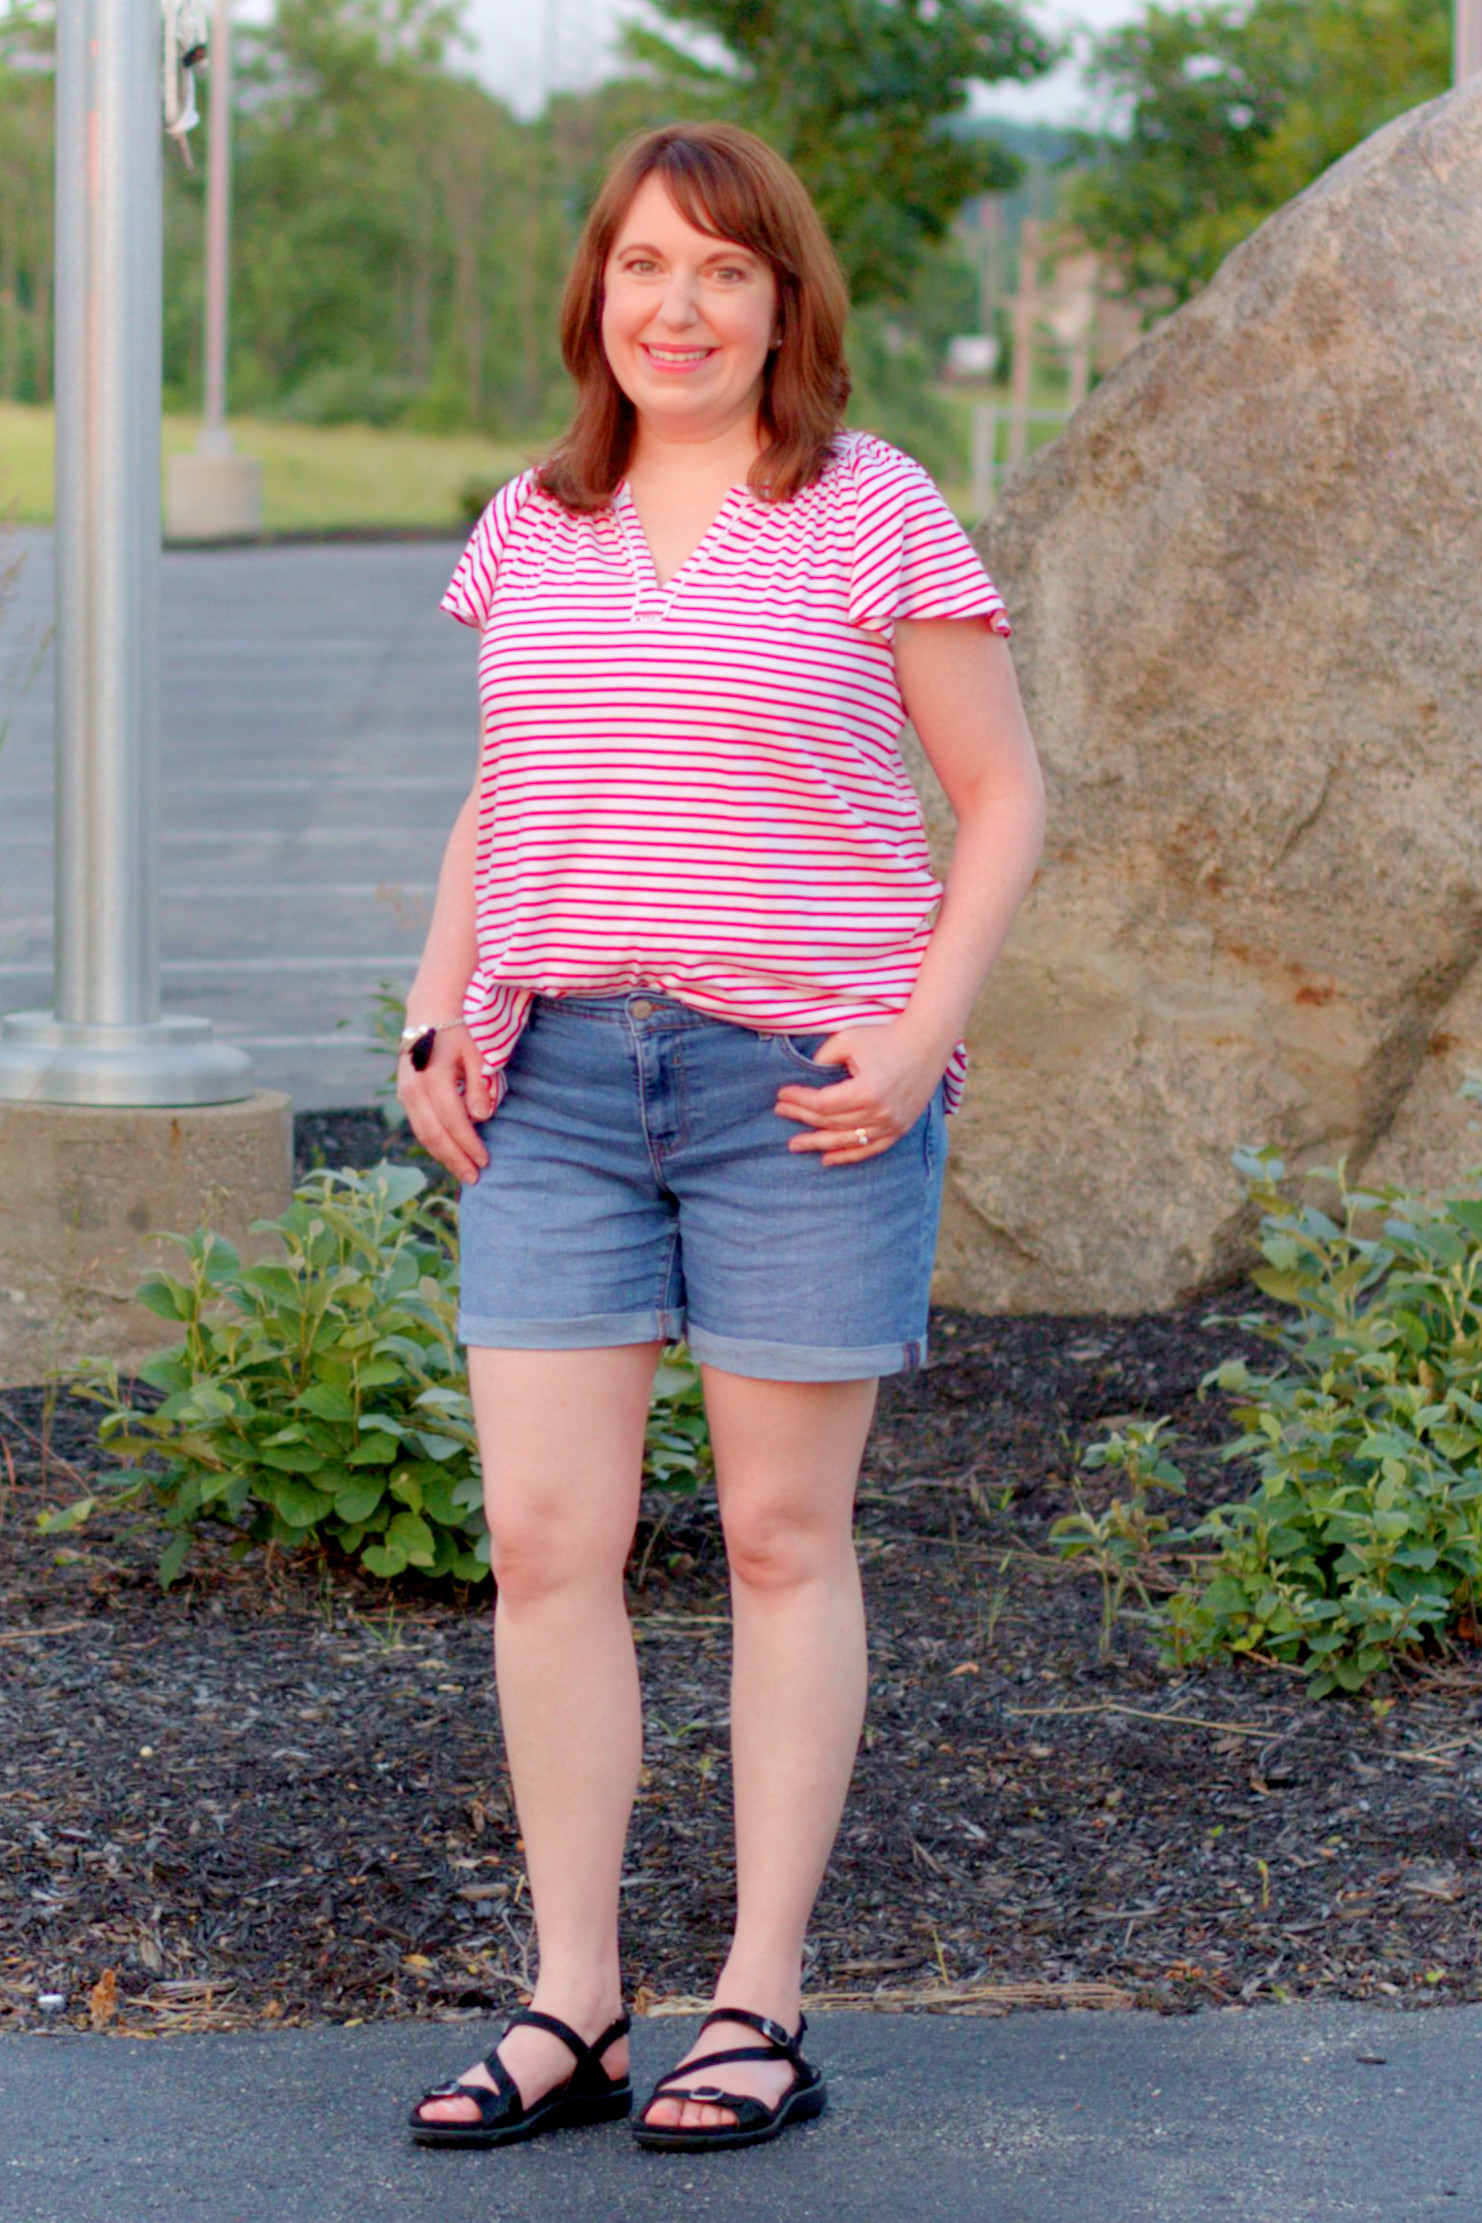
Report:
916,81,1482,1315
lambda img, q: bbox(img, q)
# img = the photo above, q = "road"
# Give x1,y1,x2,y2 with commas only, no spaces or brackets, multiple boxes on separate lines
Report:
1,2002,1477,2222
0,530,478,1110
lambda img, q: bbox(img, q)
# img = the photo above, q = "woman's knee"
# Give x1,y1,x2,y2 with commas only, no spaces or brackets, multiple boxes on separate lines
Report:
486,1494,632,1605
721,1497,850,1593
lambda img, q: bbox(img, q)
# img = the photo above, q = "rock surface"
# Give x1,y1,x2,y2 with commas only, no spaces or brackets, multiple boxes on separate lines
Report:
922,81,1482,1314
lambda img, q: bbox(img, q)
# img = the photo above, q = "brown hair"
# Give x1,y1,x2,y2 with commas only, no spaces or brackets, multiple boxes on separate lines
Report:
537,122,851,512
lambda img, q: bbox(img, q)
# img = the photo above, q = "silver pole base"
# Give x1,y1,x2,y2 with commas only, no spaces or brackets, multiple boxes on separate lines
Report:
0,1010,257,1107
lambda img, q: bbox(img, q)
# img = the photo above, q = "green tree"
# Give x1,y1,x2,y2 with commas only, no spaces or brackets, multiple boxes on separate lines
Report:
0,2,53,405
1069,0,1450,304
623,0,1056,304
157,0,570,434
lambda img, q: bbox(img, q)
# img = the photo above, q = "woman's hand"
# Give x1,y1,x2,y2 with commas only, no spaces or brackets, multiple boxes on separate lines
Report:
772,1017,945,1166
396,1023,496,1184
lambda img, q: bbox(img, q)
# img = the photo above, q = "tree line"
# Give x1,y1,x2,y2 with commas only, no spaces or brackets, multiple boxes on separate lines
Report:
1067,0,1450,303
0,0,1452,444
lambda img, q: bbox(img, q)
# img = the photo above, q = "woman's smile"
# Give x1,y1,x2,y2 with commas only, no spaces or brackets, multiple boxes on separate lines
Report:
639,342,718,372
601,172,779,434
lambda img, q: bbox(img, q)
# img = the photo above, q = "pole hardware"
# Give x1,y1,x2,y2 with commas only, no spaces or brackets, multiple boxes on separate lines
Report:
0,0,254,1107
163,0,209,156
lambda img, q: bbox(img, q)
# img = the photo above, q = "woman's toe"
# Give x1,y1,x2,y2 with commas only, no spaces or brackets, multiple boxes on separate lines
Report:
416,2096,475,2124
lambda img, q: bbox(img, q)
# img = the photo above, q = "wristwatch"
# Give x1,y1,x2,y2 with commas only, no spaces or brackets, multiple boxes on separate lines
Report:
398,1017,465,1072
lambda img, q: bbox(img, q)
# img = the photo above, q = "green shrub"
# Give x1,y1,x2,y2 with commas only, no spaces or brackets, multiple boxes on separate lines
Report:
1072,1128,1482,1696
272,362,423,428
1165,1145,1482,1694
48,1164,481,1586
458,473,511,525
45,1163,715,1588
1049,1418,1186,1657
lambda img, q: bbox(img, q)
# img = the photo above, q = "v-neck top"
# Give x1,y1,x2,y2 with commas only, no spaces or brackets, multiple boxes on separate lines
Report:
611,476,750,600
439,429,1012,1118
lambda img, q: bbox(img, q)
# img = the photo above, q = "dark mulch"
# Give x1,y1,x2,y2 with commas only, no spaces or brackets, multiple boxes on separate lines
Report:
2,1111,1479,2040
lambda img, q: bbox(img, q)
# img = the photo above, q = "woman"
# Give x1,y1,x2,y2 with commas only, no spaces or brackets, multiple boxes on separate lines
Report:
401,119,1045,2154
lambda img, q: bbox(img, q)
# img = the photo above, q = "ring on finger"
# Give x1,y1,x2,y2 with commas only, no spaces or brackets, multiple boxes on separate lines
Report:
854,1126,870,1146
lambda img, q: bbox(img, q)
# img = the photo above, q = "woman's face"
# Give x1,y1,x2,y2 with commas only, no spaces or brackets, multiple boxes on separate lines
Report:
601,173,780,444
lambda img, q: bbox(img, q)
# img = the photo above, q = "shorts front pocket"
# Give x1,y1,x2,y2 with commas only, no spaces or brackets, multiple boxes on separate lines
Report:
772,1031,851,1078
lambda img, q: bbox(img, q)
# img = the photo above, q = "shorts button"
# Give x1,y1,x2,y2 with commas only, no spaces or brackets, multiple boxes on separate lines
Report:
630,997,655,1019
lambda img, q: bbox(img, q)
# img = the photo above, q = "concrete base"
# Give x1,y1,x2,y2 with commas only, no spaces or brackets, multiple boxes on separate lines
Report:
165,449,264,539
0,1090,292,1388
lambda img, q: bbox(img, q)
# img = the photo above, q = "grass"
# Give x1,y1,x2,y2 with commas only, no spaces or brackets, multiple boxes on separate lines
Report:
0,377,1077,537
0,404,532,533
935,370,1078,524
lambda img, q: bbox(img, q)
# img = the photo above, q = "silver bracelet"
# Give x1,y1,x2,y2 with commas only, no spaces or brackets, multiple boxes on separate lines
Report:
398,1017,466,1071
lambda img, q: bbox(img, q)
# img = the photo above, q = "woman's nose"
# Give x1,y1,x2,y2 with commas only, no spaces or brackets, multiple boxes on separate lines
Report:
654,278,701,328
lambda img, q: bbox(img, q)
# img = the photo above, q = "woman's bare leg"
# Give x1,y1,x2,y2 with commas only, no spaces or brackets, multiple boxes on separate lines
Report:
413,1341,661,2122
641,1367,878,2132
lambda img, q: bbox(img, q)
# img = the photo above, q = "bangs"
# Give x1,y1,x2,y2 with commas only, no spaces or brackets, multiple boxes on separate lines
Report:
644,140,800,277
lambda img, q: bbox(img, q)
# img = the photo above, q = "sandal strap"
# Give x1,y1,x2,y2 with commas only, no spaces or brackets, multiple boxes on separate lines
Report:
647,2043,800,2096
415,2006,630,2130
587,2011,632,2058
669,2085,775,2129
475,2050,519,2105
501,2006,587,2063
416,2051,517,2125
699,2006,805,2057
501,2005,630,2071
640,2009,813,2120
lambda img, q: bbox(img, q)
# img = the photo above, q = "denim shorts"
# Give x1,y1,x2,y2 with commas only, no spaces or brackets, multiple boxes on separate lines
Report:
456,990,948,1380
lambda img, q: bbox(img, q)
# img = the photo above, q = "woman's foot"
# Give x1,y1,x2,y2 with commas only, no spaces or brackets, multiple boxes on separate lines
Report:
411,1992,628,2127
638,2006,801,2133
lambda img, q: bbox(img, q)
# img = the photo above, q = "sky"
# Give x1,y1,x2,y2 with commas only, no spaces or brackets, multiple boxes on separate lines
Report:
456,0,1164,125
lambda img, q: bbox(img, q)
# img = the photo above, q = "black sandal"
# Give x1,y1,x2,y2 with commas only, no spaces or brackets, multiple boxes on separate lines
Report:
632,2007,827,2152
408,2005,632,2148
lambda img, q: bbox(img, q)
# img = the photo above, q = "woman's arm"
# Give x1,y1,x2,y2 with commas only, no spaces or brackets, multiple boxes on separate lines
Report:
891,618,1047,1066
774,618,1044,1164
397,780,495,1183
407,779,482,1017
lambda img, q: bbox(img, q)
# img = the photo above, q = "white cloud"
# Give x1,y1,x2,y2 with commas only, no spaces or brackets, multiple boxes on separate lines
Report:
458,0,1183,122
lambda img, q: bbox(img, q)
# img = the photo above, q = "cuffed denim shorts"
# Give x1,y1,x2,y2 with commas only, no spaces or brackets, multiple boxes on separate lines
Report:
456,990,949,1380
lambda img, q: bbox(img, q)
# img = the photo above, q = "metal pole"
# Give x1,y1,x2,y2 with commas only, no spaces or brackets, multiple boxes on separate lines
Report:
56,0,159,1032
0,0,251,1104
201,0,232,453
970,402,996,523
1458,0,1482,81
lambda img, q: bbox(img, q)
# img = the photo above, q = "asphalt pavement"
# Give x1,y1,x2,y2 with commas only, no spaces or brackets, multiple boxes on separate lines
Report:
0,529,477,1109
2,2002,1478,2223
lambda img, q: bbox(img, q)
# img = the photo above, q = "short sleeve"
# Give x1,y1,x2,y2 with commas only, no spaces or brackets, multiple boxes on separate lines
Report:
847,438,1012,638
440,468,540,630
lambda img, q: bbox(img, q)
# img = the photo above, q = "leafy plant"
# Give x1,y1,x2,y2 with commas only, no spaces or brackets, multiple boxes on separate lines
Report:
46,1165,483,1586
44,1162,714,1589
361,977,410,1126
1163,1144,1482,1695
644,1353,714,1499
1073,1112,1482,1695
1050,1417,1186,1655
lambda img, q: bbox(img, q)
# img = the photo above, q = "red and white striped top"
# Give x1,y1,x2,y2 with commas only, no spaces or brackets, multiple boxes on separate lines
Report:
440,429,1011,1117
